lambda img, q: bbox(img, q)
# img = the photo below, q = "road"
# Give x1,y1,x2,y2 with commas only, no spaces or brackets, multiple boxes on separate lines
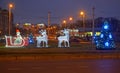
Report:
0,59,120,73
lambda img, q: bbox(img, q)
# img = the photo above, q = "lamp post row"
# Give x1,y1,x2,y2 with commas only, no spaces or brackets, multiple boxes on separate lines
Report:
7,3,94,38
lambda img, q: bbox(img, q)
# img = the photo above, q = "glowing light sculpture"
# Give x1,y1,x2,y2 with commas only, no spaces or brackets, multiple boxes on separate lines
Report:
28,33,34,44
5,29,26,47
58,29,70,47
36,29,48,47
95,21,115,50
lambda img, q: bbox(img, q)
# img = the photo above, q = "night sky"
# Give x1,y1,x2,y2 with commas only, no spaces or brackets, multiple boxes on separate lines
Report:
0,0,120,24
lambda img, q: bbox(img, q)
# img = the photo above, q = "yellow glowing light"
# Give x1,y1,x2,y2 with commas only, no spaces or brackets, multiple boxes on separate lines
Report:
96,32,101,36
9,3,13,8
69,17,73,21
63,20,66,24
80,11,84,15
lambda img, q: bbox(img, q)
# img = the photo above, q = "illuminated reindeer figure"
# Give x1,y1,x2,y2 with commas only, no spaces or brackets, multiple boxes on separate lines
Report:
58,29,70,47
36,29,48,47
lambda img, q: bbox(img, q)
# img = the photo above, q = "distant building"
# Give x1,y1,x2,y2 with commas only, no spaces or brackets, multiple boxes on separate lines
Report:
0,8,14,35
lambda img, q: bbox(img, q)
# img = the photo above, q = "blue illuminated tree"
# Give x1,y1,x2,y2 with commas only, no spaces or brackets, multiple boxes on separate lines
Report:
28,33,34,44
95,21,115,50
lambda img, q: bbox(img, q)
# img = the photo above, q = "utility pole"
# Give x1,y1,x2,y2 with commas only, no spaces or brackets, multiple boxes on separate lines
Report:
92,7,95,48
48,12,51,35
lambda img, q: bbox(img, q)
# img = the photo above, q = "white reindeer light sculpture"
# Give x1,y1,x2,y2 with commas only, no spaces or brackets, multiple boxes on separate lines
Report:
36,29,48,47
58,29,70,47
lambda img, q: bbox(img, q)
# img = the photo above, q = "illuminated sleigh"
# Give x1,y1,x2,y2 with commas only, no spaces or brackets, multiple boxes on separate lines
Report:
5,35,26,47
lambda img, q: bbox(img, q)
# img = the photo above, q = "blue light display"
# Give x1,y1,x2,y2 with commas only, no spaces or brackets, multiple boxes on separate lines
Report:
100,34,104,38
104,25,108,29
105,42,109,47
109,34,112,39
28,33,34,44
94,20,115,50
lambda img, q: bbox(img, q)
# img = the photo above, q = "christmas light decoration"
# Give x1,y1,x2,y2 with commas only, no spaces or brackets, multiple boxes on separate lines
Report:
95,21,116,50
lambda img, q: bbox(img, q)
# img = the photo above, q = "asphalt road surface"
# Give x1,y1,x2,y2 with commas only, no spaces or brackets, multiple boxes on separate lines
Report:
0,59,120,73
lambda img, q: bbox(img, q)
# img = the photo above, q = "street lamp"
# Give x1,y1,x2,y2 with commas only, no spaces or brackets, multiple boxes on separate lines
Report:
80,11,85,32
69,17,73,28
69,17,73,21
63,20,67,28
48,12,51,35
8,3,13,35
69,17,74,36
92,7,95,44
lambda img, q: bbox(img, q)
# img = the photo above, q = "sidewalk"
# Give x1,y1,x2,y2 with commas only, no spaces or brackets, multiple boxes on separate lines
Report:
0,47,120,61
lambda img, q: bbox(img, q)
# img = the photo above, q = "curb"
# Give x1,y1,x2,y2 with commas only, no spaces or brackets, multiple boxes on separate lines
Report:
0,53,120,61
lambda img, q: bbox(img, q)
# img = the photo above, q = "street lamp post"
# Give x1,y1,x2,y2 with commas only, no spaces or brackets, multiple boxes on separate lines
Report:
8,3,13,35
48,12,51,35
69,17,73,22
69,17,73,28
92,7,95,43
80,11,85,32
63,20,67,28
69,17,74,36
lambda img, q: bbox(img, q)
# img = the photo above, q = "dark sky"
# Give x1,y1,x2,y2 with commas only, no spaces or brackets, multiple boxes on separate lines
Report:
0,0,120,24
